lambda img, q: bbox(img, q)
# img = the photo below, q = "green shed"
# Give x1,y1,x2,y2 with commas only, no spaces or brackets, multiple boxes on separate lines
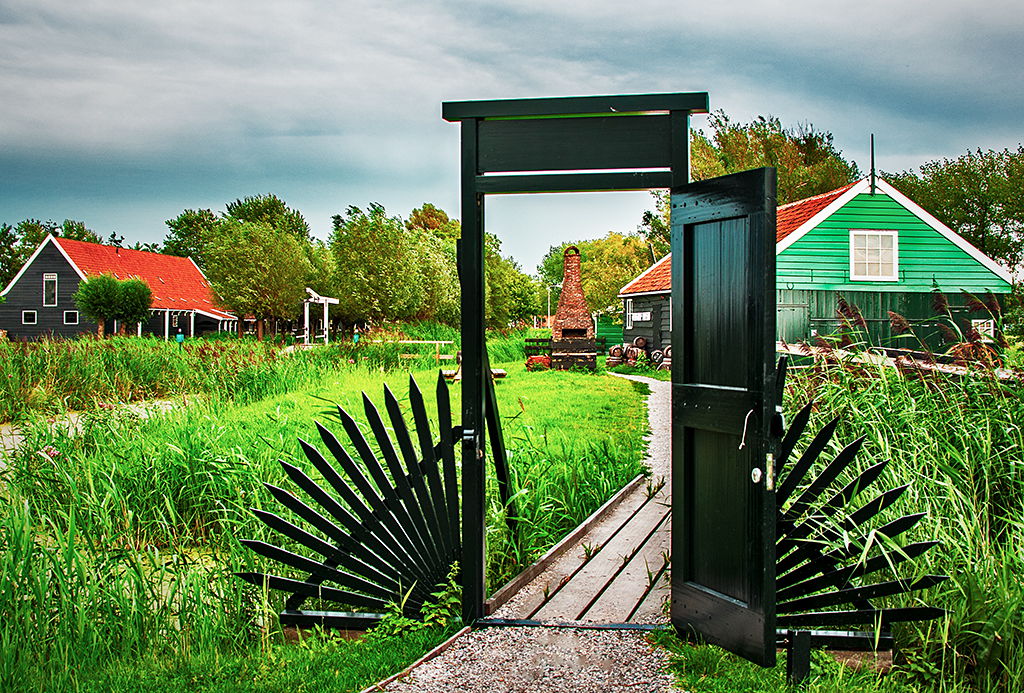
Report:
619,176,1014,350
776,177,1013,344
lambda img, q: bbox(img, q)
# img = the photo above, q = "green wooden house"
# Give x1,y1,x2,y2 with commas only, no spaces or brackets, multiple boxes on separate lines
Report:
619,177,1014,350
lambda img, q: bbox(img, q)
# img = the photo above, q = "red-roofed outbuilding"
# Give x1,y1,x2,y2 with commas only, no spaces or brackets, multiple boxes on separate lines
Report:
0,235,236,339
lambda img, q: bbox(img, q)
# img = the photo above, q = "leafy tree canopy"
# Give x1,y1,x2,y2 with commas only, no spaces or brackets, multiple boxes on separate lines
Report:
330,204,425,324
225,194,310,241
886,147,1024,271
204,219,311,323
114,279,153,328
407,203,461,239
73,274,124,337
163,208,219,268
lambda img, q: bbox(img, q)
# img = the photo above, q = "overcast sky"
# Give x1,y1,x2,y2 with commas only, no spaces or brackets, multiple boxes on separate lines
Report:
2,1,1022,272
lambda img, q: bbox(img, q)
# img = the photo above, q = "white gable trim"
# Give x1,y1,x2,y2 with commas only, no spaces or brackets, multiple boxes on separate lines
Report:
873,178,1014,285
0,234,87,297
775,179,869,254
775,178,1014,285
618,253,670,297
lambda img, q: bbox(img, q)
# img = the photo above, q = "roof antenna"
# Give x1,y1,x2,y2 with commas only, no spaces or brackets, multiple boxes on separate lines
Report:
869,133,876,195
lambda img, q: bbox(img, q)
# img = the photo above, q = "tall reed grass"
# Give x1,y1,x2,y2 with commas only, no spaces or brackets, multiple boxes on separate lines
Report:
785,361,1024,691
0,357,646,691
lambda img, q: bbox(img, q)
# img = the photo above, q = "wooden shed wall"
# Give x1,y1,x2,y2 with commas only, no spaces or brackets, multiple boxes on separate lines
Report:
0,244,99,339
622,293,670,350
778,288,991,348
778,193,1012,294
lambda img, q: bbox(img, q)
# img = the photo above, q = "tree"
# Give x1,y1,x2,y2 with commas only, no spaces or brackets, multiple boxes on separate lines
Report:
2,218,103,293
73,274,123,337
886,147,1024,271
204,219,311,338
482,233,541,328
406,204,461,324
163,208,219,269
114,279,153,333
0,223,20,288
407,203,461,240
225,194,310,241
330,204,424,324
639,112,861,252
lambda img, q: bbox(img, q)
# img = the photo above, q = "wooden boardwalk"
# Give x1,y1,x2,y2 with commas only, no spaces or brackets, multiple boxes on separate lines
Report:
490,375,671,626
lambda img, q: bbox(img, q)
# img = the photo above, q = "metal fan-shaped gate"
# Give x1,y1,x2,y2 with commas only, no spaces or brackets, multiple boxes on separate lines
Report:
235,373,462,629
770,358,947,680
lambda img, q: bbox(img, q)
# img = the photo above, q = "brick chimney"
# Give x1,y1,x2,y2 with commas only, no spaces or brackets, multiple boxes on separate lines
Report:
552,246,593,341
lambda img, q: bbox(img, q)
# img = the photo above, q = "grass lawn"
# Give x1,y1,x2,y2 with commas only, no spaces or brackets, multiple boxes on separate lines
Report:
1,350,649,693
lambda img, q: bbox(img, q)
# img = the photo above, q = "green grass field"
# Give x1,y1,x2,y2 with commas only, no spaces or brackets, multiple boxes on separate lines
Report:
0,334,648,693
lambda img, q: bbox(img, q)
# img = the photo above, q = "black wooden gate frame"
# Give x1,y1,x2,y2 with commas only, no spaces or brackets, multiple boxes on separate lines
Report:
442,92,709,621
236,92,944,683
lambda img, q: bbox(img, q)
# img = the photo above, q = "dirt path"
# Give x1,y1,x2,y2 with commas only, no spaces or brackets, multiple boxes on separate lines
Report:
0,399,180,465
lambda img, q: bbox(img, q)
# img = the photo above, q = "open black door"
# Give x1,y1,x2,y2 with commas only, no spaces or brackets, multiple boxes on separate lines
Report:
670,168,777,666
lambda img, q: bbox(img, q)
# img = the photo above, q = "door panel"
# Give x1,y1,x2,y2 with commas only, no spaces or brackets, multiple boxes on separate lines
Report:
671,168,777,667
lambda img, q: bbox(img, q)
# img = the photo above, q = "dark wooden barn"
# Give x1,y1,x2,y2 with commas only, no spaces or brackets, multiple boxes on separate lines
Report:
0,235,236,340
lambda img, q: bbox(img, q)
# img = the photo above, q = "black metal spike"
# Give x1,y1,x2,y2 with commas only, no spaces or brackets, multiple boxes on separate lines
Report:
777,606,948,629
409,375,454,557
436,371,460,546
239,540,396,602
776,460,889,561
777,402,813,478
234,572,391,612
777,540,940,601
384,383,450,563
785,436,866,519
317,418,433,572
268,462,428,585
778,574,947,614
363,391,442,567
249,507,400,593
778,415,841,507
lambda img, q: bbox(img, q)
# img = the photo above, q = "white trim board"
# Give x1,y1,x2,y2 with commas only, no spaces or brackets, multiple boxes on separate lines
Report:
776,178,1014,285
1,234,87,296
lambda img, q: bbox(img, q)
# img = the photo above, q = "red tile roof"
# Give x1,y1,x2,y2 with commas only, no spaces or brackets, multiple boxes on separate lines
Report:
54,237,234,320
619,253,671,295
619,181,859,296
776,182,855,242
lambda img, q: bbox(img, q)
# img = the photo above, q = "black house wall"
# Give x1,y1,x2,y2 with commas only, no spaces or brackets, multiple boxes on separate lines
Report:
622,293,671,351
0,244,99,339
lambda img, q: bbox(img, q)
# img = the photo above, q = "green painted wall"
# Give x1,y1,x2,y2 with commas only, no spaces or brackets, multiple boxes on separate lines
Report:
777,193,1012,294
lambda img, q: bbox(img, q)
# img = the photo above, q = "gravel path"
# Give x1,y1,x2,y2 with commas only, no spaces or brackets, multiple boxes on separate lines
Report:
609,373,671,480
376,374,677,693
378,627,675,693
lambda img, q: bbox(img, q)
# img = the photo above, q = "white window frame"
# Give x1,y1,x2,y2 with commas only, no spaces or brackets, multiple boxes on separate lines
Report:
22,310,37,325
971,318,996,343
64,310,79,325
42,273,58,306
849,230,899,282
625,298,634,329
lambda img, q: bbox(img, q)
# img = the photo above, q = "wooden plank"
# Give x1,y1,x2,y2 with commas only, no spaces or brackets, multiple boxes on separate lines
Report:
531,496,670,621
579,512,671,622
496,484,655,620
630,557,672,624
486,474,646,614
